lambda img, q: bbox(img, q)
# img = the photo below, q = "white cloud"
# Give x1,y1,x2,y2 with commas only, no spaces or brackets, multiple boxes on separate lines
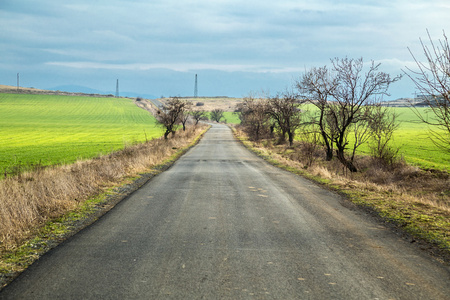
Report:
45,61,306,74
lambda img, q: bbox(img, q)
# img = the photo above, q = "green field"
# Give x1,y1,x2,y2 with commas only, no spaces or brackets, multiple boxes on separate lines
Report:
344,107,449,171
223,112,240,124
1,94,448,174
0,93,163,174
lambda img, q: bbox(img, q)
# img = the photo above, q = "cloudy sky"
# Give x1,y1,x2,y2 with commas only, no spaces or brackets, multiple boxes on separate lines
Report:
0,0,449,99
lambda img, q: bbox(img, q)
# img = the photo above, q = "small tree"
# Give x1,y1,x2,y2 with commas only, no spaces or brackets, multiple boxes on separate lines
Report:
299,59,400,172
404,30,450,151
297,66,338,160
210,109,224,122
266,91,304,146
178,101,193,131
367,104,400,167
327,57,400,172
191,109,207,125
155,97,189,139
297,126,321,168
348,106,377,163
235,96,270,141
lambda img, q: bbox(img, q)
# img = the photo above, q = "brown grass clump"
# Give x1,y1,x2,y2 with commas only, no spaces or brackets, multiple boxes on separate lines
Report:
0,125,207,250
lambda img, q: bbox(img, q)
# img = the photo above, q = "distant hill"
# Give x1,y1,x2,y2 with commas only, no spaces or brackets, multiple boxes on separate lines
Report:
0,84,156,99
382,98,427,107
118,91,157,99
49,85,106,95
48,85,157,99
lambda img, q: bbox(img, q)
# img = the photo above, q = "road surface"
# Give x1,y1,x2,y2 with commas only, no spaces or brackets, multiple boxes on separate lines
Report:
1,124,449,299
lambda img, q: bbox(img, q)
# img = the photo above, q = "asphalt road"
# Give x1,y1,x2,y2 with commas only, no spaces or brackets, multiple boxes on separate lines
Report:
1,124,449,299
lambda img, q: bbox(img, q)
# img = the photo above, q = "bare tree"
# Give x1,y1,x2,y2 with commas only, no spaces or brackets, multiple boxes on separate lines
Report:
328,57,400,172
404,30,450,151
299,58,400,172
191,109,207,125
348,109,373,163
235,96,270,141
155,97,189,139
210,109,225,122
367,104,400,167
297,125,321,168
266,91,304,146
178,101,193,131
297,66,338,160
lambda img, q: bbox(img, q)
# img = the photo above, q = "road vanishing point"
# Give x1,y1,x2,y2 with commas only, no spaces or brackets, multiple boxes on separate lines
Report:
0,124,449,299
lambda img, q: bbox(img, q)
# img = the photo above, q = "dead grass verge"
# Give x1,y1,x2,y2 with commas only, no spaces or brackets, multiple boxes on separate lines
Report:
0,125,208,252
233,127,450,263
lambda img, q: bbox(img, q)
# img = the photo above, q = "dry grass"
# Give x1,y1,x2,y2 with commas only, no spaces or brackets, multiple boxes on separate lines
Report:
233,127,450,254
0,85,46,93
157,97,244,112
0,125,207,250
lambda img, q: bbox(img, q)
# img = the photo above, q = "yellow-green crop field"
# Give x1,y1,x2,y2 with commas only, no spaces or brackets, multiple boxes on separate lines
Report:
1,93,449,174
354,107,450,171
223,112,240,124
0,93,163,174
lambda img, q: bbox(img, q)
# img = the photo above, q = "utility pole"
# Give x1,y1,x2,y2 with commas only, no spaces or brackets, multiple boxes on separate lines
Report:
17,73,19,92
194,74,198,98
115,79,119,98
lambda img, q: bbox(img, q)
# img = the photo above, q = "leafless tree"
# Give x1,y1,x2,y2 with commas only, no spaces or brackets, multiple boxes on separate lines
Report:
178,101,193,131
266,91,304,146
328,57,400,172
299,58,400,172
297,66,338,160
404,30,450,151
297,126,321,168
367,104,400,167
191,109,207,125
235,96,271,141
210,109,225,123
155,97,189,139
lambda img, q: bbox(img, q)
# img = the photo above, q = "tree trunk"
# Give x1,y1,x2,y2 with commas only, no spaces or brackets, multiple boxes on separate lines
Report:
270,124,275,138
256,124,260,141
320,131,333,161
319,110,333,161
288,130,294,147
325,147,333,161
336,148,357,172
278,133,286,144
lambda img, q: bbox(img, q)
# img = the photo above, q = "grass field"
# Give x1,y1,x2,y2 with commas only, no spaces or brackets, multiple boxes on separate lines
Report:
352,107,450,171
1,93,448,174
0,93,162,174
223,112,240,124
